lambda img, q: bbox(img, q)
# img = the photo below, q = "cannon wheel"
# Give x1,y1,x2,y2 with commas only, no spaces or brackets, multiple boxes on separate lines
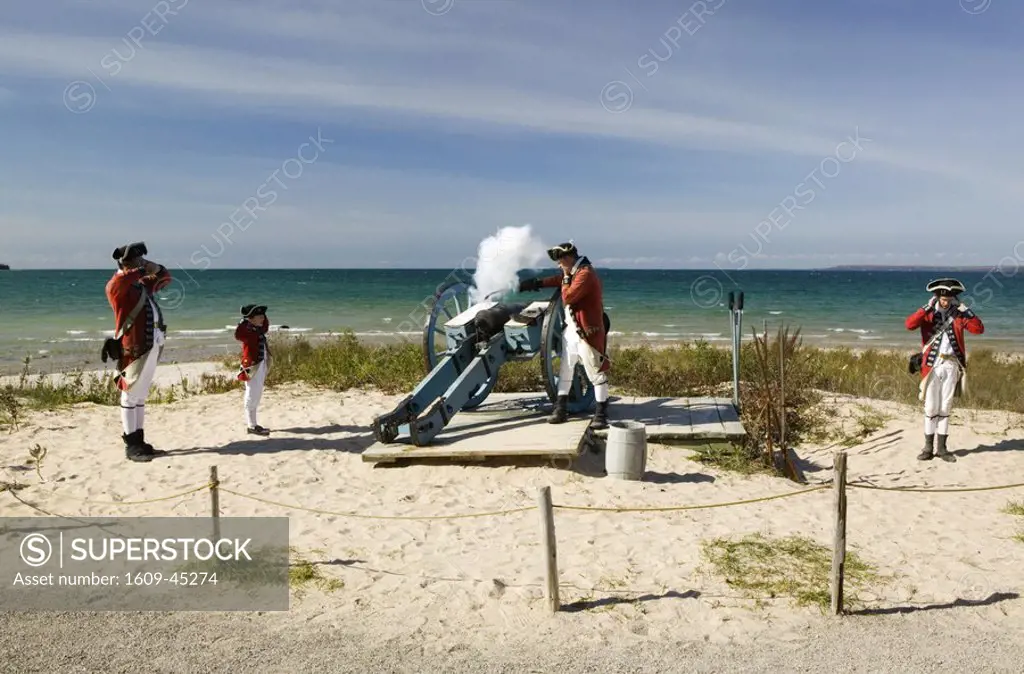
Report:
422,280,495,410
540,291,596,414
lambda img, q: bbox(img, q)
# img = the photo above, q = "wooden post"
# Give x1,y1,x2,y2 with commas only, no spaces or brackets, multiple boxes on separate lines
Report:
779,328,786,453
830,451,848,615
537,486,559,612
210,466,221,541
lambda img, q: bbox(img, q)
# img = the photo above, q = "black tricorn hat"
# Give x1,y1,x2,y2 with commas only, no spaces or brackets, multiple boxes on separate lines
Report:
547,241,578,261
926,278,965,296
112,241,147,263
241,304,268,318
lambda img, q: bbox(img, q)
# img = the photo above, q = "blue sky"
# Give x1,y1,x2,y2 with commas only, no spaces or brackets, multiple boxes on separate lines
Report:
1,0,1022,269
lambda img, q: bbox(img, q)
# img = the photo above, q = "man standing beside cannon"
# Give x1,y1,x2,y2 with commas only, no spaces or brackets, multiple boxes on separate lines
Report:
519,242,611,429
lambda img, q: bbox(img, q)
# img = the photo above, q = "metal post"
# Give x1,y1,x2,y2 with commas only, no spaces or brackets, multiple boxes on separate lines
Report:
731,292,744,412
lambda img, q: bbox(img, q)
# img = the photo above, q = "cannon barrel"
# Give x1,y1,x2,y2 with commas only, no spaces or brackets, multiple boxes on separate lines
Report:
472,303,528,342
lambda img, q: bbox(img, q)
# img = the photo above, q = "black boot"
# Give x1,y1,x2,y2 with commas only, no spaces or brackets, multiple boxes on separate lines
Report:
124,431,153,463
917,434,934,460
590,401,609,430
547,396,568,424
936,434,956,462
138,428,155,453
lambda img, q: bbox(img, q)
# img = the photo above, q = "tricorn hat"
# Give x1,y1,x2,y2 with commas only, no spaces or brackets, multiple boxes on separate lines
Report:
112,241,147,264
926,278,965,296
241,304,268,318
547,241,578,261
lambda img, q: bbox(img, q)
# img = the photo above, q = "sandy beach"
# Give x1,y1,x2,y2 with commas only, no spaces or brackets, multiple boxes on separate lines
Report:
1,364,1022,671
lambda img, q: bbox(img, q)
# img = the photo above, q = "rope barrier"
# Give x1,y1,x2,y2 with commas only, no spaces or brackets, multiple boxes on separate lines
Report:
218,487,535,521
36,482,213,506
10,478,1024,519
552,485,830,512
848,481,1024,494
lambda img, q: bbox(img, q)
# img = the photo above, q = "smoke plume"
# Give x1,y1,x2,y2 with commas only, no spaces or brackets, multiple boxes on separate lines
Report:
469,225,548,305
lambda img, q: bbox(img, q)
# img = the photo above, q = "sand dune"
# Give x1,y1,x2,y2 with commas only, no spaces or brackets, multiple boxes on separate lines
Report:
1,373,1022,659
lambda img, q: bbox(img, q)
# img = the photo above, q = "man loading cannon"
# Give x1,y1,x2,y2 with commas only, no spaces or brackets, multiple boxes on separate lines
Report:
519,242,611,429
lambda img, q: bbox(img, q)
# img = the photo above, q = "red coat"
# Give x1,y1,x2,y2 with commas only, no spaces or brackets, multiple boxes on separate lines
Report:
105,266,171,373
905,305,983,379
235,318,270,379
540,258,609,371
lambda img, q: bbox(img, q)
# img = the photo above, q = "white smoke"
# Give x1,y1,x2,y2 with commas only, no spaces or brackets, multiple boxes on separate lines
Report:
469,225,549,305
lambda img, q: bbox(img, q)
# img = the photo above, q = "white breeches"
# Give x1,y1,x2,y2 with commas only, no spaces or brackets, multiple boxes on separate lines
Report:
923,359,960,435
557,317,608,402
119,329,164,434
244,360,268,427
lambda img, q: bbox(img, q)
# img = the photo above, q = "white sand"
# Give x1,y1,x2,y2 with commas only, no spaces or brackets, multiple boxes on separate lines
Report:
1,371,1023,670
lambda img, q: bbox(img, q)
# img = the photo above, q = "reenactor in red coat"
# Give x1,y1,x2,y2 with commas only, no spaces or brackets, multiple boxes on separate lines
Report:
235,304,271,436
905,278,984,462
102,242,172,462
519,242,611,429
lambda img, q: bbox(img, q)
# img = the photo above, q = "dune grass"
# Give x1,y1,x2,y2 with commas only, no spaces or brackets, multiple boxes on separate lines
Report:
4,329,1024,473
1005,501,1024,544
700,532,888,611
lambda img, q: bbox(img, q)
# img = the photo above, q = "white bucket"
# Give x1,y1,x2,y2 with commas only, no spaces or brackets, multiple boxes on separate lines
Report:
605,420,647,481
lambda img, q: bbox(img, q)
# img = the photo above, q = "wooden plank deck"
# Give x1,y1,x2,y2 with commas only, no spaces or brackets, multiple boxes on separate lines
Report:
362,393,747,465
362,393,590,464
589,395,746,442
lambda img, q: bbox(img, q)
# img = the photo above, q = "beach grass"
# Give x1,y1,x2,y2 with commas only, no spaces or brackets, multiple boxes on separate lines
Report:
5,330,1024,461
700,532,887,611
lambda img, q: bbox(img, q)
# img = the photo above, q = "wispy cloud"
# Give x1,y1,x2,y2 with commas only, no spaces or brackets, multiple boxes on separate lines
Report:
1,0,1021,267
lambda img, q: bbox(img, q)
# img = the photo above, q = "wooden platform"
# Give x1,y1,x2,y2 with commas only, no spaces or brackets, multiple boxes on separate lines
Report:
361,393,746,465
589,395,746,442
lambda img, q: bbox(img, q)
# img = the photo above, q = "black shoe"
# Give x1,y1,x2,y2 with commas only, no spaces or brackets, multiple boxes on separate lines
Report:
917,433,934,461
247,425,271,436
547,396,568,424
936,434,956,462
124,431,153,463
590,401,609,430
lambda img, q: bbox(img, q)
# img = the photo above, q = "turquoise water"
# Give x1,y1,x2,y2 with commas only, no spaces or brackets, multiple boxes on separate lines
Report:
1,268,1021,371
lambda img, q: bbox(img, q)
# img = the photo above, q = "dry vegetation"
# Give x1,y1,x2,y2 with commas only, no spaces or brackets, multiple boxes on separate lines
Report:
4,329,1023,475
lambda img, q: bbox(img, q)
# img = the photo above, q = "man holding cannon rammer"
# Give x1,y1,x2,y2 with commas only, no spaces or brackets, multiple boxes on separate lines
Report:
905,278,984,462
519,242,611,429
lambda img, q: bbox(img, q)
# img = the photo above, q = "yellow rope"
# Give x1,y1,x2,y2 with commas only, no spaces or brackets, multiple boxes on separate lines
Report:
848,481,1024,494
552,485,830,512
39,482,213,505
218,487,535,520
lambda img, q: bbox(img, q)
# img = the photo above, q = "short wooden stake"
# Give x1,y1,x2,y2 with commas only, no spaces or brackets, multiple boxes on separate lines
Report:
830,451,848,615
537,486,559,612
210,466,221,541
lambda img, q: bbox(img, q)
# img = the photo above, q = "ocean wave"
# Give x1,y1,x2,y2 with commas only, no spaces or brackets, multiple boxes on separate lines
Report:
382,317,393,323
66,330,88,335
769,311,783,315
176,329,229,336
828,328,872,334
857,335,883,340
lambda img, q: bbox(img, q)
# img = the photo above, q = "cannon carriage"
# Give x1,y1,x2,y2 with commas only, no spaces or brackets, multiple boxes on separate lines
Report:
371,278,598,446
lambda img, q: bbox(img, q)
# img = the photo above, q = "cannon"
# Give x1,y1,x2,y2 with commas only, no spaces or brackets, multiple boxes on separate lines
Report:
371,278,597,446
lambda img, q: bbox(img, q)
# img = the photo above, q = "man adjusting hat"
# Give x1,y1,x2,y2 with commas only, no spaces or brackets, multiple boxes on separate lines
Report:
103,241,172,462
905,278,984,462
519,242,611,429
